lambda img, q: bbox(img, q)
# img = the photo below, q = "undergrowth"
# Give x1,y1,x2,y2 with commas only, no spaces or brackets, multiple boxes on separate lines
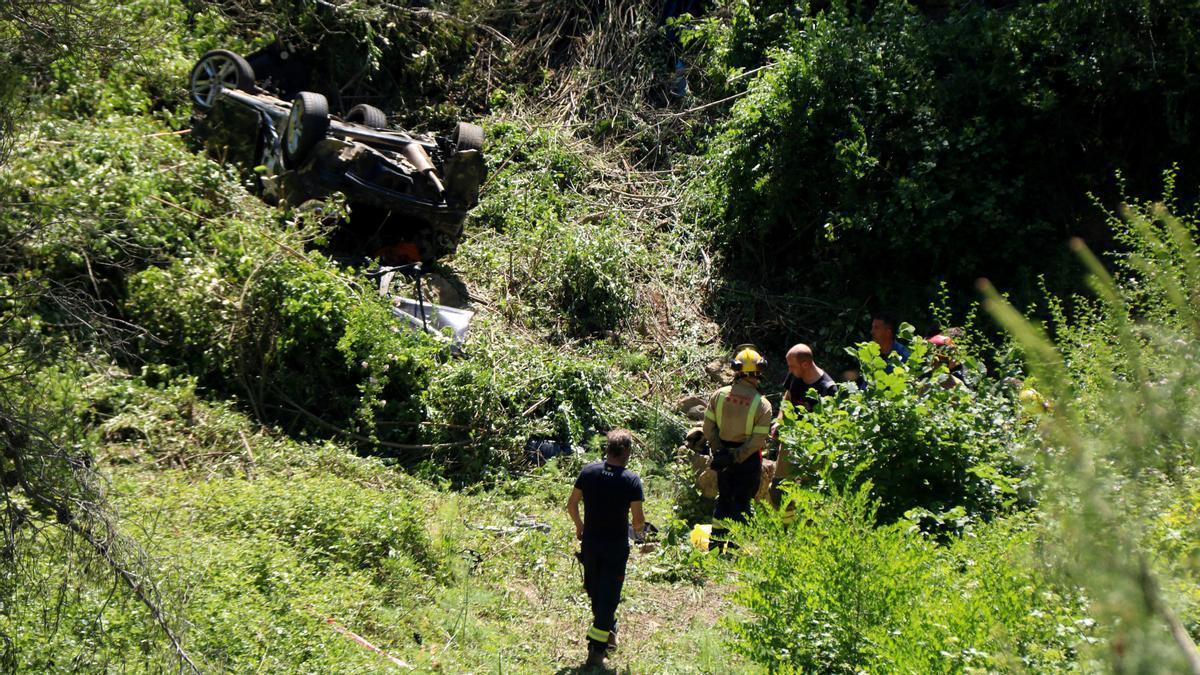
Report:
3,0,1200,672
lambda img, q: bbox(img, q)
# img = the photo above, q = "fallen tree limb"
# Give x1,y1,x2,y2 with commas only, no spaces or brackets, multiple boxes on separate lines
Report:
320,613,411,670
2,415,201,674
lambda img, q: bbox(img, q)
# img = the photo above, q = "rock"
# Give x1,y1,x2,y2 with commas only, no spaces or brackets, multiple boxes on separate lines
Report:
424,273,469,308
704,359,728,382
755,459,777,503
675,394,705,413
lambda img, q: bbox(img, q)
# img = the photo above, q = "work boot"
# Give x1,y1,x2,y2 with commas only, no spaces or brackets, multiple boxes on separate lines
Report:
607,630,618,651
585,642,608,668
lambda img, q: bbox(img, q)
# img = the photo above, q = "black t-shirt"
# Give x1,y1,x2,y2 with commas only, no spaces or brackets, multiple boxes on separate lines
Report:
782,371,838,412
574,461,645,545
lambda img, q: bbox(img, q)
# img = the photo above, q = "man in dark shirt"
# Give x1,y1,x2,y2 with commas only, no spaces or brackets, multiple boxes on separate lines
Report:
566,429,645,668
856,312,912,390
779,343,838,413
870,311,911,368
772,343,837,481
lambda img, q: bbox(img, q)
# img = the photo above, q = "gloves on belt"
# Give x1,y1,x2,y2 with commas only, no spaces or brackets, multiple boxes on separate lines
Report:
710,449,735,471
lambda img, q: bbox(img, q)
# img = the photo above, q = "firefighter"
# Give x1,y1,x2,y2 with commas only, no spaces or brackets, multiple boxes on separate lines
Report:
566,429,645,668
703,345,774,531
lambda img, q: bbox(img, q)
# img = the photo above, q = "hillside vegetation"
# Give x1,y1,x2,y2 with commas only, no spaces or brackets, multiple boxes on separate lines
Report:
2,0,1199,672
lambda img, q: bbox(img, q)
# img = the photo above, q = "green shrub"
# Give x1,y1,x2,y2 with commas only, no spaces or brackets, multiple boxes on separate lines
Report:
983,200,1200,670
729,485,935,671
728,485,1089,673
777,328,1033,525
0,115,257,289
125,249,441,446
423,329,640,481
552,219,639,335
458,122,644,336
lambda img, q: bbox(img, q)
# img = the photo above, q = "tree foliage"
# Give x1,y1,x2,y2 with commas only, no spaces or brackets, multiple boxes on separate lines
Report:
692,0,1200,312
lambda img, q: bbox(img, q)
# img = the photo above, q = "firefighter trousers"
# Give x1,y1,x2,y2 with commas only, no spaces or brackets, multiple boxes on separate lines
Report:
714,453,761,524
581,539,629,646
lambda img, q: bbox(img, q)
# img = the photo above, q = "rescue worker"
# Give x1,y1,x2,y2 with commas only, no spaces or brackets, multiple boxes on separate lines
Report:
703,345,773,529
927,332,967,389
566,429,645,668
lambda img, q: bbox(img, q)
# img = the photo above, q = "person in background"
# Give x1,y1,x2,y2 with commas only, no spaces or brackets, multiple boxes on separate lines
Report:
927,330,968,389
871,311,911,368
660,0,707,98
566,429,645,668
856,311,912,390
779,343,838,414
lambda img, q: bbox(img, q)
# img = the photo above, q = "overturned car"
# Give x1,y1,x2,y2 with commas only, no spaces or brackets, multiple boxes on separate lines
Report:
188,48,486,263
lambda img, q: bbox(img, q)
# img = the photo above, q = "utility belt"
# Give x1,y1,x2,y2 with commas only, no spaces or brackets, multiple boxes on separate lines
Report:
720,438,764,455
712,441,762,469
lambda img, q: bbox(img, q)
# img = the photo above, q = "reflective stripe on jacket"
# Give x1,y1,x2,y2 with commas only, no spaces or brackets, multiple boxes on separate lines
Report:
702,380,773,462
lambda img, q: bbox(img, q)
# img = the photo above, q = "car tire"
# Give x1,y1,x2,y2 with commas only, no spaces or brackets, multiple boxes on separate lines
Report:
190,50,255,110
283,91,330,166
452,122,484,153
345,104,388,129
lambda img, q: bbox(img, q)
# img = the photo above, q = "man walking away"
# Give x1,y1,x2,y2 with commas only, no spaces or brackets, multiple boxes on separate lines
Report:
703,345,773,534
566,429,645,668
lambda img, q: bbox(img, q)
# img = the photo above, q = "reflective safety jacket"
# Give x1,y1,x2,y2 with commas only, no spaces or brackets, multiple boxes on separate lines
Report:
702,380,773,463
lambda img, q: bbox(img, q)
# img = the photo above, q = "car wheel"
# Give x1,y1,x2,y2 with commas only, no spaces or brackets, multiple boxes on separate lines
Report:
190,50,255,110
345,104,388,129
283,91,330,166
452,122,484,153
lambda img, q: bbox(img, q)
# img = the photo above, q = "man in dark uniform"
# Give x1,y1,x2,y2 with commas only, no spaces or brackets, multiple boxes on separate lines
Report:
566,429,645,668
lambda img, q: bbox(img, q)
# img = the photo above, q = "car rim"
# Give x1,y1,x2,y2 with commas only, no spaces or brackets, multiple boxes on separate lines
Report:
286,100,305,156
192,55,240,107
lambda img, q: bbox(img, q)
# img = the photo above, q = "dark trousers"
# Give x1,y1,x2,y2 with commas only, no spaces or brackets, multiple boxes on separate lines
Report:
581,540,629,646
714,454,761,524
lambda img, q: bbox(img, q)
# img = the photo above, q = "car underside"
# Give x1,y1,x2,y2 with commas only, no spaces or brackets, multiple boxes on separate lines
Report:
188,48,486,264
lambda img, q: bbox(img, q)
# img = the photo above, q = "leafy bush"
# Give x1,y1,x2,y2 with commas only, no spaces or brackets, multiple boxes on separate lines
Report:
0,115,258,291
423,328,640,481
777,329,1033,524
728,485,1090,673
458,122,644,335
552,219,639,334
983,199,1200,670
691,0,1200,311
125,247,441,446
